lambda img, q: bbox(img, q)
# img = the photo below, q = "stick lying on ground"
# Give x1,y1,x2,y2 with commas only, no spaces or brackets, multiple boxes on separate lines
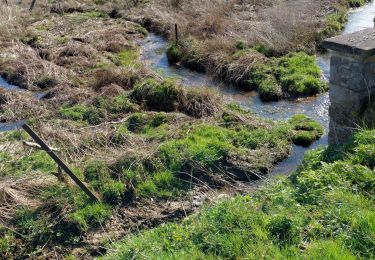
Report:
22,141,60,152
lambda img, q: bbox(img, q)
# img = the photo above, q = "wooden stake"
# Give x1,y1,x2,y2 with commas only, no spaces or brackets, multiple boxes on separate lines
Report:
22,124,99,202
29,0,37,11
175,23,179,44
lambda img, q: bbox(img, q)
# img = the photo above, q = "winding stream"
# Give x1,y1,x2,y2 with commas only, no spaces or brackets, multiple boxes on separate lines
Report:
139,1,375,174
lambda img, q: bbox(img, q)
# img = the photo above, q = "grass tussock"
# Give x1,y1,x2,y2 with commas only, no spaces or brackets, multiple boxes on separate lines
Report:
249,52,327,100
130,78,222,118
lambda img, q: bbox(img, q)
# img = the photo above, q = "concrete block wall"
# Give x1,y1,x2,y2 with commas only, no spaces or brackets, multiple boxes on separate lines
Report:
323,28,375,144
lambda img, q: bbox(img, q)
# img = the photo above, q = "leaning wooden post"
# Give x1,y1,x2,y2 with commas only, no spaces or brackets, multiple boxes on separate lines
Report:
175,23,179,44
29,0,37,11
22,124,99,202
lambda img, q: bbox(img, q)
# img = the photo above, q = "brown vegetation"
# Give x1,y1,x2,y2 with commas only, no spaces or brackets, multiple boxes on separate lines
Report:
127,0,343,86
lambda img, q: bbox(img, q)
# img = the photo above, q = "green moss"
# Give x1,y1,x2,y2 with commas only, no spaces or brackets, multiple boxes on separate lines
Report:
289,114,324,146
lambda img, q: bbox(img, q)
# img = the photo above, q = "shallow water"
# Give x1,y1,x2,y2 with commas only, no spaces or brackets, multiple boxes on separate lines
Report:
139,1,375,174
0,74,45,131
0,76,21,91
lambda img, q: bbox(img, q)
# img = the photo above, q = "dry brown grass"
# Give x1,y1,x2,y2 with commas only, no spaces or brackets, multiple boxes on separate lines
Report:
127,0,335,84
92,67,149,92
0,90,50,122
181,87,222,118
0,174,57,224
133,0,332,53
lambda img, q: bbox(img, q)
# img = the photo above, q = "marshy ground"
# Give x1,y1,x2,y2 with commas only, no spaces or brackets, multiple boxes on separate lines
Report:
0,0,372,259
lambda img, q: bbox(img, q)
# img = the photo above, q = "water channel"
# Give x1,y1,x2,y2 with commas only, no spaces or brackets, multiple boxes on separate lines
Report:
138,1,375,174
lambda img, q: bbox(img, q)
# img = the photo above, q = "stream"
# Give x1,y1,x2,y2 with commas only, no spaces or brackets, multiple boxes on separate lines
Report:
139,1,375,175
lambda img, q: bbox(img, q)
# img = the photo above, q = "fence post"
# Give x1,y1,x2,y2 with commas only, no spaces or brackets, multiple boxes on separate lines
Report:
22,124,99,202
175,23,179,44
29,0,37,11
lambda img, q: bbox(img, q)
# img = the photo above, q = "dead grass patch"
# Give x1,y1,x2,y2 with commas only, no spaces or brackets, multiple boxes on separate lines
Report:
0,174,57,224
92,67,140,92
0,90,50,122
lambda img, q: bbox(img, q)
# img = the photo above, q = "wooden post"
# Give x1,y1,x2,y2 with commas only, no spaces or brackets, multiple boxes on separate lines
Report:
175,23,178,44
29,0,37,11
22,124,99,202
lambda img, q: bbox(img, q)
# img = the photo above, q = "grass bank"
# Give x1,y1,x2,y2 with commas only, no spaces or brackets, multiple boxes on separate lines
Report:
103,128,375,259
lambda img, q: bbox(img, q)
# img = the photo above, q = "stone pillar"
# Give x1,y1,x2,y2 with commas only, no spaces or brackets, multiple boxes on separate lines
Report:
323,28,375,145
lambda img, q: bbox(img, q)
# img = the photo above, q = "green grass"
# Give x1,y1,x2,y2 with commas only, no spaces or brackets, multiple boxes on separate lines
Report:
320,0,370,39
103,129,375,259
258,74,282,101
130,79,183,112
346,0,369,8
58,94,138,125
249,52,327,100
92,115,322,200
116,49,139,67
289,114,324,147
58,103,102,125
136,171,184,198
0,184,112,257
0,149,55,178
